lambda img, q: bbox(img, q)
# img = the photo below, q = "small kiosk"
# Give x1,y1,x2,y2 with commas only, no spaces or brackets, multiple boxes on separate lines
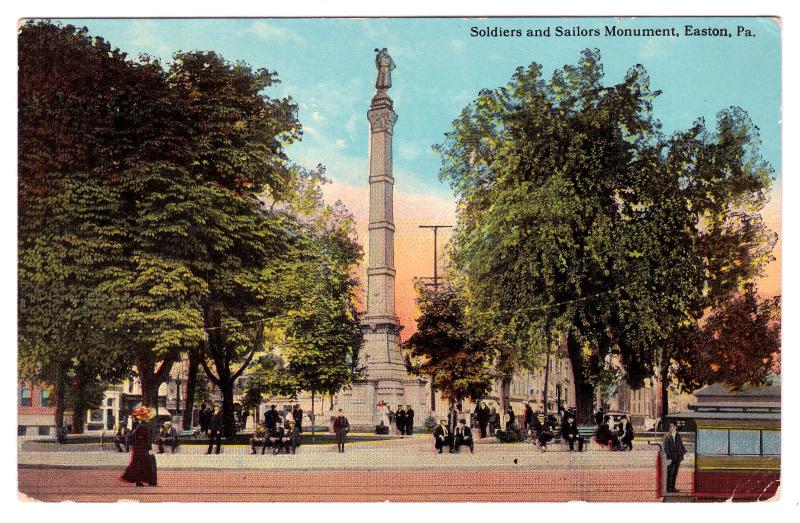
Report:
671,379,780,501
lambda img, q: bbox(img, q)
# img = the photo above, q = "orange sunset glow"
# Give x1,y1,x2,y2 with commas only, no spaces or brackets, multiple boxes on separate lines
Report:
325,183,782,342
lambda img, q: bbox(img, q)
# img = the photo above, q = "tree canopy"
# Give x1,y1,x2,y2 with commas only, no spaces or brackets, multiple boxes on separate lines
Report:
18,21,363,434
435,49,778,421
404,282,496,404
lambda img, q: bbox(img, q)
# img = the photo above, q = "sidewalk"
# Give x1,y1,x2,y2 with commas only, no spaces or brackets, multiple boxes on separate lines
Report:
19,434,692,472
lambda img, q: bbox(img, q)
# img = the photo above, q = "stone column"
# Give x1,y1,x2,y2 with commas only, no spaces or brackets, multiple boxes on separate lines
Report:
360,89,407,424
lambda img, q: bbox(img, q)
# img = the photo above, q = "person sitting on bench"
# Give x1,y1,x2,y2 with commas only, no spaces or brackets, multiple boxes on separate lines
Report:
595,415,619,450
282,420,300,454
433,419,453,454
454,418,474,453
251,424,268,455
114,422,131,453
157,421,178,454
618,415,634,451
269,422,285,454
561,413,584,452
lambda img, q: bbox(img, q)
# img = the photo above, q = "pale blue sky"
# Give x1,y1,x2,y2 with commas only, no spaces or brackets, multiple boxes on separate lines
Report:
60,17,781,200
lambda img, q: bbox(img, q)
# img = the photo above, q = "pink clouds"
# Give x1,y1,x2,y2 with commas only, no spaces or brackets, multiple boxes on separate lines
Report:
323,182,782,342
322,183,455,340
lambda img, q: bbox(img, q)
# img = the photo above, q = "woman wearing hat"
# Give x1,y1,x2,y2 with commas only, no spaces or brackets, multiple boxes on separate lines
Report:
120,406,158,487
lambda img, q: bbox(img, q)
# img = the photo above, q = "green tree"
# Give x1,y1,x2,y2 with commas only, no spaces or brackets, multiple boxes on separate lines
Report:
436,49,777,422
18,21,151,432
244,171,364,432
404,282,496,404
160,50,302,437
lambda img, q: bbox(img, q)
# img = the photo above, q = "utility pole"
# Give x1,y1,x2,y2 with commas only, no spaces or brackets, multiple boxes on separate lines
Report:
418,224,452,412
418,225,452,291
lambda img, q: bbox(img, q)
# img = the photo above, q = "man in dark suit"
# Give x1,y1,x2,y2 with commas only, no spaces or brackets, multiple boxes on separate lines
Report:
476,402,490,438
662,422,686,493
251,424,268,454
206,406,224,454
594,408,605,427
618,416,634,451
404,404,415,436
561,413,583,452
157,421,178,454
454,419,474,453
114,421,131,453
269,421,285,454
265,405,279,434
283,420,300,454
433,419,453,454
292,405,303,433
395,406,406,436
198,403,211,435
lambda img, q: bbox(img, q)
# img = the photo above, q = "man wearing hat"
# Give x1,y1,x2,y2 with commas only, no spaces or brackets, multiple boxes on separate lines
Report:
454,418,474,453
333,409,350,453
404,404,415,436
269,419,286,454
157,421,178,454
561,412,584,451
433,419,453,454
206,405,224,455
251,424,268,455
114,421,131,453
283,420,300,454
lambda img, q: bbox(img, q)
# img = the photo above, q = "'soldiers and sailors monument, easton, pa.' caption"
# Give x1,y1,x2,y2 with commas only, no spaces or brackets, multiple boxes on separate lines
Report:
469,24,754,38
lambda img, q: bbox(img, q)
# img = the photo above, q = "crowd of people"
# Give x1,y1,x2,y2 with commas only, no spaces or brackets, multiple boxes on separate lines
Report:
112,400,645,464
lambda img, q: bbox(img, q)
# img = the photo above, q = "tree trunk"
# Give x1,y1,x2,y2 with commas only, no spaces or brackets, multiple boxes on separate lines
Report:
53,368,67,440
71,368,88,434
498,375,512,413
219,378,237,438
182,347,200,430
311,390,316,443
542,352,551,415
659,358,670,429
137,353,175,415
566,332,594,424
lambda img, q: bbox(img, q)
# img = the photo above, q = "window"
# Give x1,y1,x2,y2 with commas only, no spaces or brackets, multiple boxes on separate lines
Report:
18,425,26,436
40,389,52,407
19,387,31,407
730,429,760,455
761,430,780,455
38,426,50,436
106,398,113,407
697,428,728,455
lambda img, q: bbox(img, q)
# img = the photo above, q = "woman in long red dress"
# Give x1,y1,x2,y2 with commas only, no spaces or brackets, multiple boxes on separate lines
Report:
120,406,158,487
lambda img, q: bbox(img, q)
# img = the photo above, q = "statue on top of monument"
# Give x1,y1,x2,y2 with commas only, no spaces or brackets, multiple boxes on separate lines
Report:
374,48,395,91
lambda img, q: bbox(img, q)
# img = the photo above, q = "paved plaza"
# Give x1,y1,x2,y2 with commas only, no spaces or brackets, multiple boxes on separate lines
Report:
18,435,693,501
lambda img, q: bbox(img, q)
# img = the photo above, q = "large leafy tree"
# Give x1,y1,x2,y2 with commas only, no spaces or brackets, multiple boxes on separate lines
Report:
436,49,777,422
162,51,302,436
244,172,364,430
18,21,177,430
18,23,308,434
404,282,496,405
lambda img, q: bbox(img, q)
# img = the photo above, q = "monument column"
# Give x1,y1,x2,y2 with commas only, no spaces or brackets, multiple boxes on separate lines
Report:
361,49,407,419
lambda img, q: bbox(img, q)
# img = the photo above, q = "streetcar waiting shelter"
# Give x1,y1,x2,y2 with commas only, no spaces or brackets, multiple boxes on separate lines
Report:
671,378,780,501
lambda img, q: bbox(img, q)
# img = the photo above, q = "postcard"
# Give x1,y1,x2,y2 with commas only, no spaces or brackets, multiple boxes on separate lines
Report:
17,16,781,503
